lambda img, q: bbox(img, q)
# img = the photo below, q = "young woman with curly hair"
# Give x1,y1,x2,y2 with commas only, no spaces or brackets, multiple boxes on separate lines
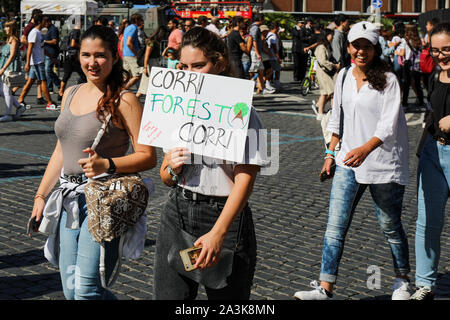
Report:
29,25,156,300
294,21,411,300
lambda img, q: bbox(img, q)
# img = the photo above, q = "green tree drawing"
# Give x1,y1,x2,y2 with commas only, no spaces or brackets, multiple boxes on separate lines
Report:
232,102,249,123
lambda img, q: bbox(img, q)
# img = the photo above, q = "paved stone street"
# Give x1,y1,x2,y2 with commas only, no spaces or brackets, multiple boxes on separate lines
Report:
0,71,449,300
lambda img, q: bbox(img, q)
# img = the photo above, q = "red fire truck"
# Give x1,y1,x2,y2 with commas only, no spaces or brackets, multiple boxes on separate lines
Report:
171,1,253,20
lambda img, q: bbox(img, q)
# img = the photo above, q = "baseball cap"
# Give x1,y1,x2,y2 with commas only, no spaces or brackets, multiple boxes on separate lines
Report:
260,25,269,32
347,21,379,45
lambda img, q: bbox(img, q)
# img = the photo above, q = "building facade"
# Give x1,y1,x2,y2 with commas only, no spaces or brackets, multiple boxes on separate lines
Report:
271,0,449,12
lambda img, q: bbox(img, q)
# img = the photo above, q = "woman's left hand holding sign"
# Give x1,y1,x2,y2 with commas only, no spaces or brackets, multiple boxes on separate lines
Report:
167,147,190,175
78,148,109,178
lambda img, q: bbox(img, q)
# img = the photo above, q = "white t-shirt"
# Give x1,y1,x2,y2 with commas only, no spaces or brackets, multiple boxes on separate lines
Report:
398,38,412,60
205,24,221,36
164,108,270,196
28,28,45,65
266,32,279,61
327,67,409,185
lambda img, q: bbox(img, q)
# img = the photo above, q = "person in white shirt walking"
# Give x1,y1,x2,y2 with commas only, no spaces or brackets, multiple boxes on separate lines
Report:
17,13,57,110
294,21,411,301
205,17,221,36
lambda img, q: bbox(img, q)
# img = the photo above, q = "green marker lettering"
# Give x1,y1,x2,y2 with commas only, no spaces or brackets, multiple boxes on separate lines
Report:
162,95,174,113
173,96,184,115
197,102,211,121
187,99,199,118
150,94,164,111
215,104,232,123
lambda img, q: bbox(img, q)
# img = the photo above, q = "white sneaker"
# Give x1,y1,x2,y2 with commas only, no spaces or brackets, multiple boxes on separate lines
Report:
409,286,434,300
0,115,13,122
392,278,412,300
294,280,332,300
262,88,275,94
265,81,276,91
311,100,318,115
46,103,60,111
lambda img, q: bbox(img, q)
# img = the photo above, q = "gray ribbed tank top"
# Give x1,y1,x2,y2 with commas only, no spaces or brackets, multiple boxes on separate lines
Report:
54,84,130,175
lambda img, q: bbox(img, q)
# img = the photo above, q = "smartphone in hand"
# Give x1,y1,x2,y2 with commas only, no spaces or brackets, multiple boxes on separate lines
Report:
179,246,202,272
320,163,336,182
26,216,40,236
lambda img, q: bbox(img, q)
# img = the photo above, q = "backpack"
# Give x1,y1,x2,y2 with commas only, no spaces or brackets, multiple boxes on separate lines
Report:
137,46,146,67
419,47,435,74
409,47,421,72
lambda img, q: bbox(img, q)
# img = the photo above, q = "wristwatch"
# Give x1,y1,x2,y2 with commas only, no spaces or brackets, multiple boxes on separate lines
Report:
107,158,116,174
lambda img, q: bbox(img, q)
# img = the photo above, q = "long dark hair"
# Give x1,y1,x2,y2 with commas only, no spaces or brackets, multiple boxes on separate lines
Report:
317,28,333,48
147,25,169,44
431,21,450,38
181,26,233,77
393,21,405,38
80,25,130,124
362,42,390,92
404,24,421,50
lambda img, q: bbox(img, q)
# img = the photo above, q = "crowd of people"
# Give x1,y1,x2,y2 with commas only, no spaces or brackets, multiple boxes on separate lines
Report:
291,14,442,123
0,8,448,302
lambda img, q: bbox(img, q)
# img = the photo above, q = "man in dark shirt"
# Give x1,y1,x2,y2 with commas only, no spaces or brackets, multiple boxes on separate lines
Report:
43,16,61,94
227,16,249,79
291,20,307,82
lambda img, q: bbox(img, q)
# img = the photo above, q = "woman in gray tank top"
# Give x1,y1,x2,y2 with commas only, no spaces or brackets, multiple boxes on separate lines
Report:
154,27,268,300
29,26,156,300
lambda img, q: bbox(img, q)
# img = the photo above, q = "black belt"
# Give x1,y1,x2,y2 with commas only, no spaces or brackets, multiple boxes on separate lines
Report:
63,174,87,184
434,136,450,146
176,186,228,204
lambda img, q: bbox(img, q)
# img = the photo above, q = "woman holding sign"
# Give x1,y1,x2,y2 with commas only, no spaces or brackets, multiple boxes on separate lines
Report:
28,26,156,300
154,27,268,300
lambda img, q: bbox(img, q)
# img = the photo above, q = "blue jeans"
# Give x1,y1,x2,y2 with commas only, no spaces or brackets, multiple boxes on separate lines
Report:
242,60,251,79
58,194,120,300
28,63,46,81
415,135,450,289
44,56,60,91
153,188,257,300
320,166,410,284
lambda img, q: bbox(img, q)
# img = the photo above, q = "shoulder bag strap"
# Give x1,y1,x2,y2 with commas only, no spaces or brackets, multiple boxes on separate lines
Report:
338,66,351,141
90,113,112,152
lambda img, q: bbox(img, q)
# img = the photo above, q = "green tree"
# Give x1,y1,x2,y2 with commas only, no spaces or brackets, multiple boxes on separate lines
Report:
263,12,297,41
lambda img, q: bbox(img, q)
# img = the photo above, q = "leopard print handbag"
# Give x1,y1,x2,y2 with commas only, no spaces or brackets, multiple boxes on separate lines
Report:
84,113,149,243
85,173,149,243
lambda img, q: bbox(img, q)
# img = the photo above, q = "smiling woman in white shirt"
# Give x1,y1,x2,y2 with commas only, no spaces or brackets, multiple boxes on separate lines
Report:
294,21,411,301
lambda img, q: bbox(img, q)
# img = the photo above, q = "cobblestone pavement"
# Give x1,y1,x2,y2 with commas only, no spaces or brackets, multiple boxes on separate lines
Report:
0,72,448,300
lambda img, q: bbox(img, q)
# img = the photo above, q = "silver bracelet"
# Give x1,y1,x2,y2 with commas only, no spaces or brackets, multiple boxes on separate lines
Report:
167,166,178,182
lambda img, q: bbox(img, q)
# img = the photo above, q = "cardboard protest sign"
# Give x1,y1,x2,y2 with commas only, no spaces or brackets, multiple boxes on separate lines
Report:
137,67,255,162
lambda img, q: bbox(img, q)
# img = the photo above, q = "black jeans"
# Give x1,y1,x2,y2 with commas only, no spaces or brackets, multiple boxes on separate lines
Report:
62,54,87,84
402,61,424,106
230,57,245,79
153,188,257,300
292,51,307,81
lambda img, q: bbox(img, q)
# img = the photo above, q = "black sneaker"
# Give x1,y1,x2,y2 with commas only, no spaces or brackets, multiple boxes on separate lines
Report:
409,287,434,300
57,94,63,102
36,97,46,105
